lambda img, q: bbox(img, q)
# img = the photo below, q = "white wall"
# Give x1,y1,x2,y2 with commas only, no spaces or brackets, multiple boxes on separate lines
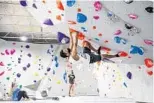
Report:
0,40,98,97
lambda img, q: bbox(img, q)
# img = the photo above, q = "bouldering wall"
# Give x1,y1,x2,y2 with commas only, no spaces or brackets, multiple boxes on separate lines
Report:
96,62,153,102
0,40,98,98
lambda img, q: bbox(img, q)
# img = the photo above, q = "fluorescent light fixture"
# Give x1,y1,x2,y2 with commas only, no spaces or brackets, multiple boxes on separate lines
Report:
20,36,27,41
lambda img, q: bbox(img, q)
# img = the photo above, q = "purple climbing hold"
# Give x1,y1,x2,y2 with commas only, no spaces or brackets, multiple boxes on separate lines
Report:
127,72,132,79
17,73,21,78
25,45,30,48
50,45,53,48
27,53,32,57
34,80,37,83
47,68,51,72
23,67,27,71
20,0,27,7
43,19,54,26
27,63,31,68
57,32,70,44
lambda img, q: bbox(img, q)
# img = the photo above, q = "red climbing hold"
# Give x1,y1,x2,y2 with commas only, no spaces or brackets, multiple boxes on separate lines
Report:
56,0,64,10
101,47,111,51
77,32,85,40
118,51,128,57
144,58,153,68
147,70,153,76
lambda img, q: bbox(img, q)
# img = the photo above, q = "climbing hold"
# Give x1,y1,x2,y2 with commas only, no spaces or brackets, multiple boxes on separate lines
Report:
57,80,61,84
27,63,31,68
118,51,128,57
25,45,30,48
56,15,62,21
144,39,153,46
0,62,4,66
123,82,127,88
98,33,102,37
77,32,85,40
67,0,76,7
43,19,54,26
77,13,87,23
94,1,103,11
0,71,5,76
63,71,67,83
10,49,16,55
114,30,121,35
57,32,70,44
47,68,51,72
20,0,27,7
145,7,153,13
94,38,99,41
128,14,138,19
42,0,46,3
23,67,27,71
7,64,11,66
127,72,132,79
1,53,5,55
114,36,127,44
54,56,58,61
55,63,59,67
104,40,108,43
93,26,96,30
130,45,144,55
147,71,153,76
17,73,21,78
27,53,32,57
53,70,55,75
56,0,64,10
124,0,133,4
125,23,133,29
32,3,37,9
93,16,99,20
6,77,10,80
77,8,81,12
5,49,9,55
12,43,16,45
144,58,153,68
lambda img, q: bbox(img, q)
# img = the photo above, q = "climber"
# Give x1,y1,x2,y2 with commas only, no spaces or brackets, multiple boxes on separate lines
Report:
68,70,75,97
10,79,30,101
60,29,120,64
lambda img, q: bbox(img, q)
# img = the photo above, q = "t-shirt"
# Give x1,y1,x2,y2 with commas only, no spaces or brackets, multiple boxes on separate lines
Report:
68,74,75,84
12,88,20,101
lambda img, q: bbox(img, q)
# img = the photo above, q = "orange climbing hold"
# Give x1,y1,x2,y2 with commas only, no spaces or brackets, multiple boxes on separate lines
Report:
69,28,78,33
42,0,46,3
56,0,64,10
56,15,61,21
104,40,108,43
144,58,153,68
93,26,96,30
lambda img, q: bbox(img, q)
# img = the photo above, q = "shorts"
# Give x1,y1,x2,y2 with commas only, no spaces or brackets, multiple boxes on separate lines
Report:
17,91,29,101
69,80,75,84
83,47,101,64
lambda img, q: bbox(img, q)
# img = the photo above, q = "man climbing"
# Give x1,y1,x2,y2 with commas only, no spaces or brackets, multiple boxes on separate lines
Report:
60,29,120,64
68,70,75,97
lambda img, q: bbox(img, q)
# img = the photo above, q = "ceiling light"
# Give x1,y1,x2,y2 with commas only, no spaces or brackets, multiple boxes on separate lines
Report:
20,36,27,41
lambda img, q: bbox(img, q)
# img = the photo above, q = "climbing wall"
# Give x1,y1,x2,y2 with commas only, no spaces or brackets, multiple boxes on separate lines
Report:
97,62,153,102
18,0,153,66
0,40,98,98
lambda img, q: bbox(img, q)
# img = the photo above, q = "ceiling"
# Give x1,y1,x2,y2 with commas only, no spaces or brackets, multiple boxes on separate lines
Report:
0,0,153,65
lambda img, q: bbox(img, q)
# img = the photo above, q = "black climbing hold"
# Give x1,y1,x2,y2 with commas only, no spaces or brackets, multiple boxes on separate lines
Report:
124,0,133,4
125,24,133,29
145,7,153,13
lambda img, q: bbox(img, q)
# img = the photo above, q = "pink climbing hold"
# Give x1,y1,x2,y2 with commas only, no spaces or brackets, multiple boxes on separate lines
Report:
5,49,9,55
114,30,121,35
128,14,138,19
1,53,5,55
94,1,103,11
10,49,16,55
144,39,153,46
0,71,5,76
93,16,99,20
0,62,4,66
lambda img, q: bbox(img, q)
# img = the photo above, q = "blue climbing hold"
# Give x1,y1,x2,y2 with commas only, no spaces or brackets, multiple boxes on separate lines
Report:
77,13,87,23
114,36,127,44
67,0,76,7
55,63,59,67
54,56,58,61
130,45,144,55
63,71,67,83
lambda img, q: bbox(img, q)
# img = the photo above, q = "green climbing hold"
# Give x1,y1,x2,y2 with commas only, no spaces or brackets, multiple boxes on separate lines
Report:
6,77,10,80
19,85,22,88
7,64,11,66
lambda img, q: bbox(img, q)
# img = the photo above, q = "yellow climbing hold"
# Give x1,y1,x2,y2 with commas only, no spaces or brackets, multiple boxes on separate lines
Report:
57,80,61,84
34,72,39,76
